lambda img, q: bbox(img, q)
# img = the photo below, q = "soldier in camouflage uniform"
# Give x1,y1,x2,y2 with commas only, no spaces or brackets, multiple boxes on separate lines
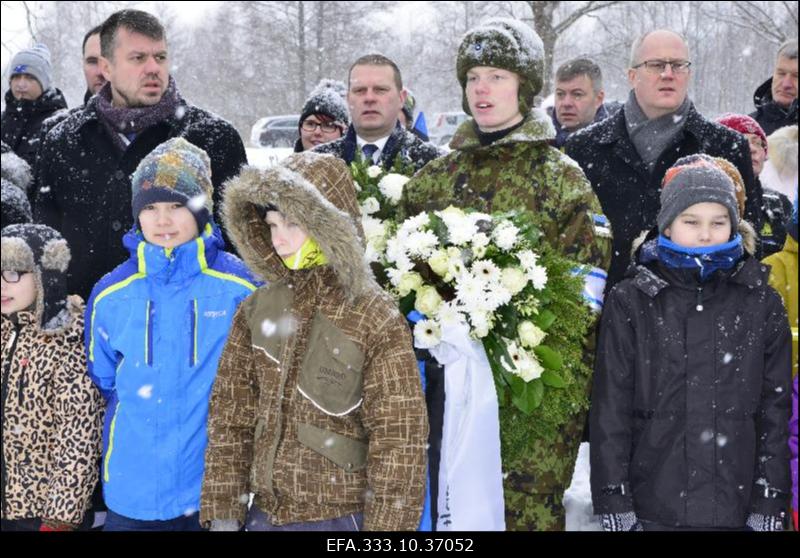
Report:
399,18,610,531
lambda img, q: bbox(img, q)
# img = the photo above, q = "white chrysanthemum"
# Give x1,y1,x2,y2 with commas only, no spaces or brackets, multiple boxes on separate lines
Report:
360,197,380,215
517,249,539,272
398,213,430,238
406,230,440,259
436,301,467,326
366,165,383,179
413,320,441,349
484,285,512,312
385,238,413,273
472,232,490,249
455,274,485,310
528,264,548,290
471,259,501,284
493,221,520,251
501,342,543,382
378,173,410,203
501,267,528,295
469,311,492,338
437,209,476,246
386,268,404,288
518,321,546,348
469,212,493,226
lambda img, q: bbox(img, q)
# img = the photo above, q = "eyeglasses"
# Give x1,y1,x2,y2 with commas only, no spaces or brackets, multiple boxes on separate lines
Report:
1,270,30,283
632,59,692,74
301,120,341,133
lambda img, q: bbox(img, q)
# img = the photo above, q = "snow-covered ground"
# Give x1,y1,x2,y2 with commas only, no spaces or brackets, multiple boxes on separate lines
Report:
564,442,602,531
246,147,294,169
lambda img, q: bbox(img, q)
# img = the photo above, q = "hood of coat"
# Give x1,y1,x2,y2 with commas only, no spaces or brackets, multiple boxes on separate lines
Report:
223,152,372,300
449,107,556,151
765,124,798,176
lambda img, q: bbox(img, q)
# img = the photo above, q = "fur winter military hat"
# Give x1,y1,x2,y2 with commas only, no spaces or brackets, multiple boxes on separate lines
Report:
1,223,72,333
658,157,740,235
456,17,545,116
9,43,53,92
300,79,350,129
131,137,214,232
2,179,32,229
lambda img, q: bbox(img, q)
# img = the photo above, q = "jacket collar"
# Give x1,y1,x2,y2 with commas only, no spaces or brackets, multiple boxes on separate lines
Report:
450,107,556,151
122,223,223,283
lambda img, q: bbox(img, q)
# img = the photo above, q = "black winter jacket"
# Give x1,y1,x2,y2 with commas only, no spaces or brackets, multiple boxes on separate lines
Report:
590,233,792,528
1,88,67,172
33,93,247,300
749,78,798,137
565,104,762,294
313,122,441,172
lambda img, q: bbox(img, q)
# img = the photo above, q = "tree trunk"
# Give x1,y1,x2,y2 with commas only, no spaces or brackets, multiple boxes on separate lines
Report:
298,1,306,102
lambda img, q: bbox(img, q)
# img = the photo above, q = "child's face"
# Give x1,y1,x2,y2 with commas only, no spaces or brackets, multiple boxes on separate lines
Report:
265,210,308,258
1,271,37,315
664,202,733,248
138,202,199,249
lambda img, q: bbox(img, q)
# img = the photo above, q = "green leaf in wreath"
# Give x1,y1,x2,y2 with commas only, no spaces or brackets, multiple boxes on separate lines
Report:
530,378,544,408
541,369,567,389
533,345,563,370
533,309,556,331
398,293,416,316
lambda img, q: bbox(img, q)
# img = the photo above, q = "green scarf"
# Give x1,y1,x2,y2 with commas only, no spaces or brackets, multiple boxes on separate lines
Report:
282,237,328,270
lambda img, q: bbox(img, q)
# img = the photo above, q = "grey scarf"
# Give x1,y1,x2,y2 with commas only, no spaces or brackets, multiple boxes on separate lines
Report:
624,90,691,173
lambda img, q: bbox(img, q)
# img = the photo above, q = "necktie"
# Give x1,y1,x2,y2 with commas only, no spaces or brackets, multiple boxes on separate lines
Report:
362,143,379,163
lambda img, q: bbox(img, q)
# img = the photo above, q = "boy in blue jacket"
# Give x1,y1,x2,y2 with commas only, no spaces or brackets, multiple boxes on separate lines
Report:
85,138,258,531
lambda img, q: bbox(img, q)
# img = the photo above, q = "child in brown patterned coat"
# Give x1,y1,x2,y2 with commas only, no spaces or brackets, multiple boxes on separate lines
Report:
1,224,103,531
200,152,429,531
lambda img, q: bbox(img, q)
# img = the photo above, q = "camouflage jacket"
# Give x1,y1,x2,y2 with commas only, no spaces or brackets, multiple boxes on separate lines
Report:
200,154,428,531
400,110,610,530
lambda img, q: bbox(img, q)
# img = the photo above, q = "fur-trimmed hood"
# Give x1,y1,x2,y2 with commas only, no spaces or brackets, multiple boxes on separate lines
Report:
1,223,74,334
222,152,374,300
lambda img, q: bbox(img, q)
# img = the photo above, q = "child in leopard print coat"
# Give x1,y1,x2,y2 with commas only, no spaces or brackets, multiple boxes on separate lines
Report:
1,224,103,531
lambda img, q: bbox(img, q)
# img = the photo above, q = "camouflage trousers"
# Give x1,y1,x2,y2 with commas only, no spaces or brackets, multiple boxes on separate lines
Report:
502,411,586,531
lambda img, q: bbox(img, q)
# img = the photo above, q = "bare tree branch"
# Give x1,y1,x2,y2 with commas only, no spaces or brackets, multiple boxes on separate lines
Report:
554,1,622,34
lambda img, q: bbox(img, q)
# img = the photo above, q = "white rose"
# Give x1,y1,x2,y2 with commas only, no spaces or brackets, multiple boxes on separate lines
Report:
500,267,528,295
518,321,546,348
470,311,491,338
517,352,544,382
397,272,423,297
438,206,466,219
367,165,383,179
415,285,443,316
360,197,380,215
428,250,450,277
472,232,490,249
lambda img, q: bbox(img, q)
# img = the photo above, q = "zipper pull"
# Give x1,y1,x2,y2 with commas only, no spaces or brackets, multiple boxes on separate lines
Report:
695,287,703,312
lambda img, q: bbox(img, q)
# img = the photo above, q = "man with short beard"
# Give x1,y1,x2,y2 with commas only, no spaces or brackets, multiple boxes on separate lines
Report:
34,9,247,300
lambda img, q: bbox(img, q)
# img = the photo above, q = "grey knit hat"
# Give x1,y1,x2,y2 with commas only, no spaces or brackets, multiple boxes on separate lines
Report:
9,43,53,92
456,18,545,116
658,161,739,234
2,179,32,229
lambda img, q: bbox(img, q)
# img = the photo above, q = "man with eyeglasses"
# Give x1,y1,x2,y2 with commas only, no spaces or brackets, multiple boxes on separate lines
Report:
293,79,349,153
566,29,761,293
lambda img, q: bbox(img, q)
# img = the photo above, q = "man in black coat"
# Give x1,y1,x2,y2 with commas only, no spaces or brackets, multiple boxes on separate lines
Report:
34,9,247,300
566,30,762,293
1,43,68,173
749,39,798,136
313,54,441,172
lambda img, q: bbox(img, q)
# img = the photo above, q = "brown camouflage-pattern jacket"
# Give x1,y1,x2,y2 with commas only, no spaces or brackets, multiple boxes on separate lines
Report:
200,153,428,531
399,109,611,531
1,296,103,528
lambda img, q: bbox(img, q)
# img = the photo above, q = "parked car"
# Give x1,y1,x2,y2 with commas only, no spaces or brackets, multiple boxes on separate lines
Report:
429,111,469,146
250,114,300,148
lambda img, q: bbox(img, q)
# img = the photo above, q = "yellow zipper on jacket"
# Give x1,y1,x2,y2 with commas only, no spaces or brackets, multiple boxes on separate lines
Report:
104,401,121,482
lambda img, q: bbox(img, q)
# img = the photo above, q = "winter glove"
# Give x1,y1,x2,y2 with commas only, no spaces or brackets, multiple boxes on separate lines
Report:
601,511,644,532
210,519,240,532
745,513,783,531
